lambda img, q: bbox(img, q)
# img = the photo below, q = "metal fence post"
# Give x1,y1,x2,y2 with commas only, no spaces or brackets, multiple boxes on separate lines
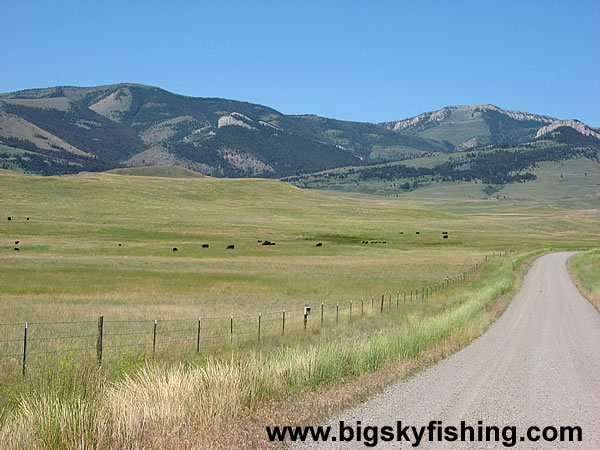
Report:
197,316,201,354
153,319,157,359
96,315,103,366
22,322,28,376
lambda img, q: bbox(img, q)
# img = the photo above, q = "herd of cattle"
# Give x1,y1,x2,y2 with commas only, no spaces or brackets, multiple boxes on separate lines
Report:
7,216,450,253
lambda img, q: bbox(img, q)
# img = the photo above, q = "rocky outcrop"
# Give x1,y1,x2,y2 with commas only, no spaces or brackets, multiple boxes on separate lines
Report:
535,119,600,140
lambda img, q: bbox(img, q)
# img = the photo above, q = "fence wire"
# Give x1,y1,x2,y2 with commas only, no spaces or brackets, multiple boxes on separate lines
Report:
0,252,511,375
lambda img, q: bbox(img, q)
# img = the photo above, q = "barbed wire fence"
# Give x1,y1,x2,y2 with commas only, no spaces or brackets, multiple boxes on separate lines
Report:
0,251,513,375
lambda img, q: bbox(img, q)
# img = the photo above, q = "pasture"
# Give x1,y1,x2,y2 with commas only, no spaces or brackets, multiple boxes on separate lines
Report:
0,168,598,447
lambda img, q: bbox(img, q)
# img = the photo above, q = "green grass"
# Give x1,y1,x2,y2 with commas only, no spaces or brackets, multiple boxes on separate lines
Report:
570,249,600,310
0,168,597,447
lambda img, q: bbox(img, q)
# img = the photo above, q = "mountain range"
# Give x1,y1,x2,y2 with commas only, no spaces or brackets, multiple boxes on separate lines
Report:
0,83,598,177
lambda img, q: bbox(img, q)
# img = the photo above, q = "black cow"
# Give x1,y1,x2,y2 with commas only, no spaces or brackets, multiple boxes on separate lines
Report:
7,217,11,221
14,248,19,251
202,244,209,248
118,243,122,247
443,235,448,239
15,241,19,245
26,217,29,221
415,232,420,235
226,244,235,250
315,242,323,247
172,247,178,252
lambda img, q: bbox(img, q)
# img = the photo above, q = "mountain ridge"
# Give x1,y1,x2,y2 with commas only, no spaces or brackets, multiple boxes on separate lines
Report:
0,83,597,176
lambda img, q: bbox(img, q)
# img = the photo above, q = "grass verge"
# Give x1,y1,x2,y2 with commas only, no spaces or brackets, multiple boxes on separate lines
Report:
568,249,600,311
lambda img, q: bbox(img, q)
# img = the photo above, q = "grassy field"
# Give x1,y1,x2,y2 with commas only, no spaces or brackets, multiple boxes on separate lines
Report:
0,168,598,448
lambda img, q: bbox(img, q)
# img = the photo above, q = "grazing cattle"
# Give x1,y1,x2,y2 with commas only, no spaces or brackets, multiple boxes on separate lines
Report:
415,232,420,235
315,242,323,247
14,248,19,251
15,241,19,245
7,217,11,221
262,240,271,246
118,243,122,247
443,235,448,239
382,241,387,244
399,232,404,234
26,217,29,221
202,244,209,248
226,244,235,250
172,247,178,252
362,240,368,244
441,232,448,235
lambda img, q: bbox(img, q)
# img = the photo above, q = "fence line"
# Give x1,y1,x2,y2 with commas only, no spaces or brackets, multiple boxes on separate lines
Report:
0,250,513,375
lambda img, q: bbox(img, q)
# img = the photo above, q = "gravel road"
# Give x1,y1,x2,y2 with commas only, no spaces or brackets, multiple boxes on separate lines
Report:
294,252,600,448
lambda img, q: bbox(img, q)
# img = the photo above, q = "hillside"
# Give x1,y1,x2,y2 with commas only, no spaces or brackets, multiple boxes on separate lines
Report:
0,84,597,177
286,127,600,208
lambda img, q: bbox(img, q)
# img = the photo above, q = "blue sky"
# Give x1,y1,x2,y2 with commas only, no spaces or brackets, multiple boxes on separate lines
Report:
1,1,598,125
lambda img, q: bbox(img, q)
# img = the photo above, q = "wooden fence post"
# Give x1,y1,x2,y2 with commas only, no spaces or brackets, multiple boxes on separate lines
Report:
321,302,324,326
258,312,262,341
361,298,364,318
282,310,285,336
349,300,352,321
336,303,339,325
380,294,384,314
230,315,233,344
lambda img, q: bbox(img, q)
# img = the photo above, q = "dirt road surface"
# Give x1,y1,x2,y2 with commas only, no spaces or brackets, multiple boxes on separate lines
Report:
294,252,600,448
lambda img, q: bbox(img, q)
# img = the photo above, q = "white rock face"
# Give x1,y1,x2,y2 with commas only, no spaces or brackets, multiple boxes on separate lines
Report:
535,119,600,139
217,113,256,130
